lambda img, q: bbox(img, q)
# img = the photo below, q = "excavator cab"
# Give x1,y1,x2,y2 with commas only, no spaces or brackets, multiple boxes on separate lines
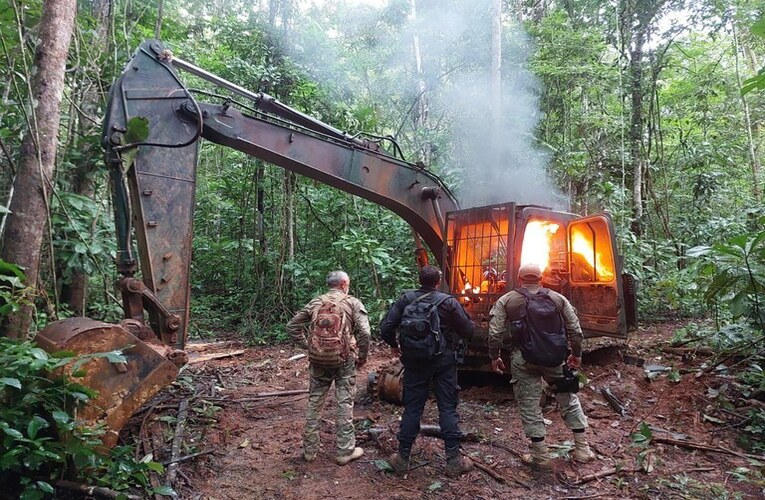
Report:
444,203,637,372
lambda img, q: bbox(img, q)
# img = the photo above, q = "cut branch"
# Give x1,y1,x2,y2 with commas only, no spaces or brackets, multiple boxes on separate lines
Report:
653,436,762,460
574,466,640,485
166,398,190,485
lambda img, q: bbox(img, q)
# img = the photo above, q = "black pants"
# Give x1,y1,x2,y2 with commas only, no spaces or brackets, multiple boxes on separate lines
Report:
398,353,462,453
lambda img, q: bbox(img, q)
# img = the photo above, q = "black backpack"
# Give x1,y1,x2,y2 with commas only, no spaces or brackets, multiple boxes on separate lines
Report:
398,292,449,362
511,288,568,367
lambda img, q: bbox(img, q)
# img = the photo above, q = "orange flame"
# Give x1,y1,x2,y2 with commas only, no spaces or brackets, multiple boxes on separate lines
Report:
520,220,560,272
571,227,615,280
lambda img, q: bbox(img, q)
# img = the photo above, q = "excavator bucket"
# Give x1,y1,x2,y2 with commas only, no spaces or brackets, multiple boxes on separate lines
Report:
35,317,178,447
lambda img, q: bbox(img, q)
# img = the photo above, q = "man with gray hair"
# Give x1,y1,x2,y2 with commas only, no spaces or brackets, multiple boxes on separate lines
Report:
488,263,595,470
287,270,371,466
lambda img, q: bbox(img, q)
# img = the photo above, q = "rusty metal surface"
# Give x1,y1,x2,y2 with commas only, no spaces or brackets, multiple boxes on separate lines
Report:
36,318,179,447
188,100,458,266
374,360,404,405
104,41,199,348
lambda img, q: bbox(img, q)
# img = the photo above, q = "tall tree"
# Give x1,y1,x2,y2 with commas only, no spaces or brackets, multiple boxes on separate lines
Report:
0,0,77,337
58,0,113,316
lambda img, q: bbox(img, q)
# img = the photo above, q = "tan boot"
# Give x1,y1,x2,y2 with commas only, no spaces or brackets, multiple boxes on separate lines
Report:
573,433,596,463
521,441,551,470
336,447,364,465
387,452,410,475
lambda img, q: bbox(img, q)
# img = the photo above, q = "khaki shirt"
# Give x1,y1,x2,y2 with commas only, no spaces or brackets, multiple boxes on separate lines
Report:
487,283,583,359
286,288,371,360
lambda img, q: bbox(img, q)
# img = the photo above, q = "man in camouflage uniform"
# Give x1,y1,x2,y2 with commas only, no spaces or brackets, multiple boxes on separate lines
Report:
287,270,371,466
488,263,595,469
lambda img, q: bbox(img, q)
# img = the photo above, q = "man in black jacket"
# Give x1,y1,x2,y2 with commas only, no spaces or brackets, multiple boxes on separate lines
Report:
380,265,475,477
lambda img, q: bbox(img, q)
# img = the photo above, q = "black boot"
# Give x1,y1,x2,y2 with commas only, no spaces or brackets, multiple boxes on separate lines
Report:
445,446,473,478
387,451,410,475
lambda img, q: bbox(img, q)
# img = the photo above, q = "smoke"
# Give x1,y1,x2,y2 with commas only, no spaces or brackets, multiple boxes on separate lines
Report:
291,0,564,210
442,25,561,209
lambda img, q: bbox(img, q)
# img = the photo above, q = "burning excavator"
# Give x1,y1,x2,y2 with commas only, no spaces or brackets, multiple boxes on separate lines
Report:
34,40,637,445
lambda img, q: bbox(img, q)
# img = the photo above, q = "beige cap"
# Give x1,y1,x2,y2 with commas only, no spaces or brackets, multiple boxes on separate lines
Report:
518,263,542,281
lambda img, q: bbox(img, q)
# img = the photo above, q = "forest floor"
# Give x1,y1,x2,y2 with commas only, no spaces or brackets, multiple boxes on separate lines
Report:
122,321,765,499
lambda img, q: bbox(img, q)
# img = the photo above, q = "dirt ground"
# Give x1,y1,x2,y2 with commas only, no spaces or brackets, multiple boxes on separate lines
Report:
124,322,765,499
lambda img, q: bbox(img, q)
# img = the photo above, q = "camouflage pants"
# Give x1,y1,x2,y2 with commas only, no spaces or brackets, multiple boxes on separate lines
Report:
303,359,357,457
511,350,588,439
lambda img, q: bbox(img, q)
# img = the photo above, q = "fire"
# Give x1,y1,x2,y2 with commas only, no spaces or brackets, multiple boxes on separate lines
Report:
520,220,560,272
571,227,615,280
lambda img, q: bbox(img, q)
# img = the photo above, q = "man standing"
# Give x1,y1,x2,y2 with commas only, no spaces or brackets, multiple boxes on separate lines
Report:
287,270,371,466
380,265,475,477
488,263,595,469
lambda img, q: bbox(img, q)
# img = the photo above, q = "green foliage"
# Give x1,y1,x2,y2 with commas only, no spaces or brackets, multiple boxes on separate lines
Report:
629,421,653,450
738,364,765,453
49,192,115,286
0,258,29,317
0,339,168,498
121,116,151,168
742,15,765,95
688,216,765,330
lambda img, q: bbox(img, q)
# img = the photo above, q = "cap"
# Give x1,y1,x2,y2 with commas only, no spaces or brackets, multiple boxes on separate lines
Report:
518,263,542,281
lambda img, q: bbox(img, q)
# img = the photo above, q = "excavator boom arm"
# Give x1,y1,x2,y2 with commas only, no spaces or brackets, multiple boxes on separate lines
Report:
103,40,458,347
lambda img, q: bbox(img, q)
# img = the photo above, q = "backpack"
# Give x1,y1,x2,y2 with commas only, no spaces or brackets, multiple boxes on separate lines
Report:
307,294,349,368
398,292,449,362
510,288,568,367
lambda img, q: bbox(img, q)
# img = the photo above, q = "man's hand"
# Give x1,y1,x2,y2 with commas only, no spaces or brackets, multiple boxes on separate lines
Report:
355,357,367,369
391,346,402,358
491,357,506,374
567,354,582,369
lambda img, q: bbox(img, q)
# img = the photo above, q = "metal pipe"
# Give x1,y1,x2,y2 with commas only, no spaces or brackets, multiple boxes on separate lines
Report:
172,56,266,103
172,56,351,141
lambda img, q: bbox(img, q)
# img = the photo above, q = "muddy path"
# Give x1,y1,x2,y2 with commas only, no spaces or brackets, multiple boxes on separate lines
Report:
123,322,764,499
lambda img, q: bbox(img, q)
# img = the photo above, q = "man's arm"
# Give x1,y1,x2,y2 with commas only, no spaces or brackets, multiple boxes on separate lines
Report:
446,297,474,342
554,294,583,368
487,294,510,360
286,298,319,349
379,295,406,348
351,299,371,361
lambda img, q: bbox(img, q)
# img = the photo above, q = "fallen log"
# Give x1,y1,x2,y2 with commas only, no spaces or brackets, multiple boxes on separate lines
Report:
208,389,309,403
166,398,190,485
188,349,246,364
419,424,482,442
185,340,241,352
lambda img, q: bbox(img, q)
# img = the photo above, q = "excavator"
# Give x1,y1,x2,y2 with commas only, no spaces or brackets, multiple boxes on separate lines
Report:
35,40,637,446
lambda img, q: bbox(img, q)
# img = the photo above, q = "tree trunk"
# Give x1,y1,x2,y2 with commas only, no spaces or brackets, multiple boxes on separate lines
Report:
490,0,502,199
0,0,77,338
155,0,164,39
733,23,762,203
629,26,646,237
59,0,112,316
410,0,430,164
275,171,295,309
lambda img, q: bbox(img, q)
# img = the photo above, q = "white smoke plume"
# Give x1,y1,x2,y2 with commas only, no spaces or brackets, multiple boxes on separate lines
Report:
292,0,564,210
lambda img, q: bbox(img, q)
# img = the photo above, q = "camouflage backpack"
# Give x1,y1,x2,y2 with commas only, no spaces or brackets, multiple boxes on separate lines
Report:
308,294,349,368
